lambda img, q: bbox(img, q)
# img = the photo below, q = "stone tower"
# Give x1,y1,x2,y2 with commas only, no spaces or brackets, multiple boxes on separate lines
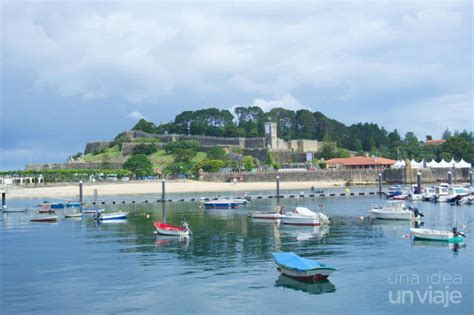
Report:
265,122,278,149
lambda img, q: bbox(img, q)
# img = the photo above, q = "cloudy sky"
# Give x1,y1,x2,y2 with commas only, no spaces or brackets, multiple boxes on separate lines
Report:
1,1,472,170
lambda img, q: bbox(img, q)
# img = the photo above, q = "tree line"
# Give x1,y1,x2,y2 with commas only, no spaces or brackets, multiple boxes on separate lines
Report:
131,107,474,162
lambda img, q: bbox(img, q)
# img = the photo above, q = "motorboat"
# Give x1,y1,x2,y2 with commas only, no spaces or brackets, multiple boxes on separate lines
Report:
154,221,190,237
280,207,330,226
445,186,469,203
30,216,58,222
203,199,239,209
408,194,422,201
369,202,423,220
422,187,436,201
66,202,81,208
64,212,82,218
94,211,128,220
432,184,450,202
272,252,336,281
410,228,465,243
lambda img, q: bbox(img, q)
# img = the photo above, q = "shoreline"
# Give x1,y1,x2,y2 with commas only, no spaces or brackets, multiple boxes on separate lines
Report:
6,180,353,199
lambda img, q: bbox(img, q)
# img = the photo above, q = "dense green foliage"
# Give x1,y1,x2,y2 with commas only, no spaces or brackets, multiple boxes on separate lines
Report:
206,146,228,161
133,144,157,155
242,156,256,171
123,154,154,177
132,107,473,162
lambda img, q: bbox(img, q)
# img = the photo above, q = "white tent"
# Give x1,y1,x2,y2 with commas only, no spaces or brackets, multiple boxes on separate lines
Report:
410,159,425,169
391,160,405,169
448,159,457,169
436,159,451,168
455,159,472,169
426,159,439,168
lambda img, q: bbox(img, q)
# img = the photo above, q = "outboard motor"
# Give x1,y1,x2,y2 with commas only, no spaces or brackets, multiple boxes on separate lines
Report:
412,207,424,218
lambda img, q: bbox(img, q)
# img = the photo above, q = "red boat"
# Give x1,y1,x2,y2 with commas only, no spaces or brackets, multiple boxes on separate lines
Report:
154,221,190,237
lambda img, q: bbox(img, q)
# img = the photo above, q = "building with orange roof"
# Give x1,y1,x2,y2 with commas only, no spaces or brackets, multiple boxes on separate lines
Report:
424,139,447,146
326,156,396,169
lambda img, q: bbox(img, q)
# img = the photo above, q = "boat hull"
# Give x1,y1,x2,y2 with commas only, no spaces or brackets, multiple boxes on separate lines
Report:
96,212,128,220
154,222,190,236
410,228,465,243
369,209,416,220
280,217,321,226
277,266,335,281
30,216,58,222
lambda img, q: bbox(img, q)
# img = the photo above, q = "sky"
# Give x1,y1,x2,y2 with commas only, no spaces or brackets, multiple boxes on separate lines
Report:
1,1,472,170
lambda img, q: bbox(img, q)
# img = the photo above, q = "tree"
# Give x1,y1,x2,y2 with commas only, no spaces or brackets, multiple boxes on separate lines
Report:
132,119,156,133
164,162,192,175
440,136,474,162
442,128,452,140
317,143,338,160
174,148,195,163
123,154,154,178
192,159,224,175
207,146,228,161
425,135,433,141
242,156,256,171
164,140,199,155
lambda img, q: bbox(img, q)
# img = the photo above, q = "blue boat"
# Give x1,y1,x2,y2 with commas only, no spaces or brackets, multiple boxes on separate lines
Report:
272,252,336,281
50,203,65,209
203,199,239,209
66,202,81,208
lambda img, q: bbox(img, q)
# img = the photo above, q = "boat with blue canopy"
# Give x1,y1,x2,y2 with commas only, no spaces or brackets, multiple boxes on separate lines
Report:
272,252,336,281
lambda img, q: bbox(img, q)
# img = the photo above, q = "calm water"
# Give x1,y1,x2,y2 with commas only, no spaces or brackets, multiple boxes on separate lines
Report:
1,194,473,314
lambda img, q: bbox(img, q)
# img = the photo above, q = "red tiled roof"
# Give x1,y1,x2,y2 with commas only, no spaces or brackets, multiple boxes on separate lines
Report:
326,156,396,166
425,139,446,144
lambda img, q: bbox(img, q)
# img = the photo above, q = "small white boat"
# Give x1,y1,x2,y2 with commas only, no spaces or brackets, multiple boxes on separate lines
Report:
30,216,58,222
280,207,330,226
95,211,128,220
154,221,190,236
64,212,82,218
369,202,423,220
203,199,239,209
249,211,281,220
410,228,465,243
408,194,422,201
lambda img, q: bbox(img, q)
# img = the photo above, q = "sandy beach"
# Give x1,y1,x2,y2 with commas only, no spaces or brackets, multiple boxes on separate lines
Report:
6,180,347,199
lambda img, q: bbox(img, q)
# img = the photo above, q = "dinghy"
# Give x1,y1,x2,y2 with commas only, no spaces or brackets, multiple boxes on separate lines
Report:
94,211,128,220
280,207,330,226
30,216,58,222
272,252,336,281
64,212,82,218
154,222,190,237
410,228,465,243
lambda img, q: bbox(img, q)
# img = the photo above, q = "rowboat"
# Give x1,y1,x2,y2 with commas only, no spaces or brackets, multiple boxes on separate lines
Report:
94,211,128,220
410,228,465,243
280,207,330,226
30,216,58,222
64,212,82,218
369,202,423,220
272,252,336,281
249,211,281,220
154,221,190,237
203,199,239,209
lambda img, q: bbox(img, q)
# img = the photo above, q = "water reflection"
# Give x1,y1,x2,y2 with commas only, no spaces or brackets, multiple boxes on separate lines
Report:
371,219,422,238
280,225,330,241
411,239,467,255
274,274,336,295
